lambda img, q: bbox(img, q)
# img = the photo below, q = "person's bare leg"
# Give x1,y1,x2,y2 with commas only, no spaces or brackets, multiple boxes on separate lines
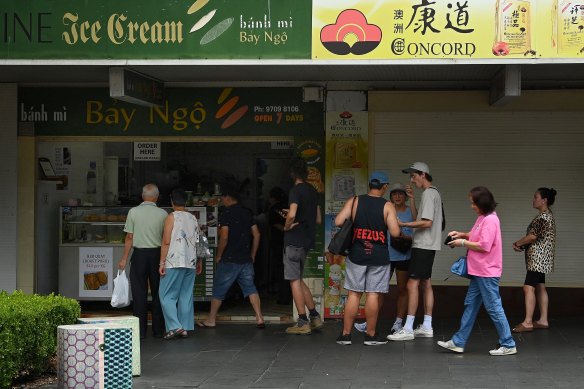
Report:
301,280,316,311
248,293,264,325
342,291,362,335
534,283,549,327
422,279,434,317
407,278,420,316
290,279,307,315
365,292,381,336
201,298,222,326
520,284,536,328
396,270,409,319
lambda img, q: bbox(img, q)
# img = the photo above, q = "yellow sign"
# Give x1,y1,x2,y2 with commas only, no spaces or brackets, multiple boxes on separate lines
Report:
312,0,584,59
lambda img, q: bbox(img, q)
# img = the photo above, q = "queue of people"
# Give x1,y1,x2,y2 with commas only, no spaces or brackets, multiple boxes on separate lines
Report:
333,161,557,356
118,162,558,356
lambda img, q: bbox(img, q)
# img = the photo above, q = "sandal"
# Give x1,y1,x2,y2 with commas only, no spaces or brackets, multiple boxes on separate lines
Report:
163,328,185,340
512,323,533,333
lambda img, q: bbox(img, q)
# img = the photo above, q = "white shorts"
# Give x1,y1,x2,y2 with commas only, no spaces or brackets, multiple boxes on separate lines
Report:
343,258,391,293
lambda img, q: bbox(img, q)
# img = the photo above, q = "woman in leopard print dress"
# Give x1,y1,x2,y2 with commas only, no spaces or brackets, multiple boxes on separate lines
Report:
511,187,557,333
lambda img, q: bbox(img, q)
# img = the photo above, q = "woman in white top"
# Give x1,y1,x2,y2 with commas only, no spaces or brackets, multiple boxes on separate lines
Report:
159,188,202,339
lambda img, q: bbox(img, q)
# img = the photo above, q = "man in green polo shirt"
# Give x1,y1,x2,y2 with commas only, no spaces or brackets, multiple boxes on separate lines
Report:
118,183,168,339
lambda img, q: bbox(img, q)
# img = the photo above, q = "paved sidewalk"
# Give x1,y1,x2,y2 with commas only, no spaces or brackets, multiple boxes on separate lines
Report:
132,316,584,389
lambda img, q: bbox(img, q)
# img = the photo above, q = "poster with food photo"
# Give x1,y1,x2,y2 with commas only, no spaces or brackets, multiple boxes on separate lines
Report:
79,247,113,298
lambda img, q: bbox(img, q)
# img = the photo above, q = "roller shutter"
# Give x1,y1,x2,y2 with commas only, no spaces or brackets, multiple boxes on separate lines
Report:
369,91,584,287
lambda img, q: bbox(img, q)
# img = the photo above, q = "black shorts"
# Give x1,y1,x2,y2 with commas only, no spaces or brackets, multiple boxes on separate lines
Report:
524,270,546,287
408,248,436,280
390,260,410,273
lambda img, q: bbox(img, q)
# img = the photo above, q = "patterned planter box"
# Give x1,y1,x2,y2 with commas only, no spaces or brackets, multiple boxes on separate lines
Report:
78,316,140,376
57,324,132,389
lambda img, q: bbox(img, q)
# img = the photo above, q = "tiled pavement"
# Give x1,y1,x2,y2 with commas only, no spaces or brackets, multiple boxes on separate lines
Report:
131,316,584,389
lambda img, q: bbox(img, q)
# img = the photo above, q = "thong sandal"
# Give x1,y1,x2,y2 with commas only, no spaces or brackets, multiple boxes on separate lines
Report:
196,321,216,328
533,322,549,329
163,328,185,340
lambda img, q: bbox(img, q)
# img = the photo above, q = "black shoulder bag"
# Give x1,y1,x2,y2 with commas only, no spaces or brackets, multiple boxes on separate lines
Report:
327,196,357,256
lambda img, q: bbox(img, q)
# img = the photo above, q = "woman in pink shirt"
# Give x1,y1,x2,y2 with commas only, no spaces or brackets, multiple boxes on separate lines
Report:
437,186,517,356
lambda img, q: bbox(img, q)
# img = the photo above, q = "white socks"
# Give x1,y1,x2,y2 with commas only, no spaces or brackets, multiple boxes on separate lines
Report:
404,315,415,332
404,315,432,332
423,315,433,329
392,318,403,331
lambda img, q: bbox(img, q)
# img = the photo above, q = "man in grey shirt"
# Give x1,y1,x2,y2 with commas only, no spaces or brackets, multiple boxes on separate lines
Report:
388,162,442,341
118,184,168,338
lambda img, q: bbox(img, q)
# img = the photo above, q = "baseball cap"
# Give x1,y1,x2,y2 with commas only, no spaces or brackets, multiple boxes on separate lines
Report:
389,183,407,195
402,162,430,175
369,171,389,184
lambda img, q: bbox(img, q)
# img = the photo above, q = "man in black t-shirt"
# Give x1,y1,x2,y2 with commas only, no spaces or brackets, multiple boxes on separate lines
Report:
197,188,265,328
268,187,291,304
283,158,323,335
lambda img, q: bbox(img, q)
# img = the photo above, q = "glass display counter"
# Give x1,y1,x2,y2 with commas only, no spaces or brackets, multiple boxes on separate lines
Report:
58,205,219,301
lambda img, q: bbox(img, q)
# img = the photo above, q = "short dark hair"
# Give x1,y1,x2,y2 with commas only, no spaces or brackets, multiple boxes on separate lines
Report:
289,157,308,181
412,170,433,182
469,186,497,214
537,187,557,206
369,180,386,190
170,188,187,206
269,186,287,203
222,184,241,202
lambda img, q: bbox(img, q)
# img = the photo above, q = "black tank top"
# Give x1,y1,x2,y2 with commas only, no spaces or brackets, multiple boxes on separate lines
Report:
349,194,390,266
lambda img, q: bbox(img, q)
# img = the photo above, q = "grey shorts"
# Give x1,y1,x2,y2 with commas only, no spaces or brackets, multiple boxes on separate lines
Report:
283,245,308,280
344,258,391,293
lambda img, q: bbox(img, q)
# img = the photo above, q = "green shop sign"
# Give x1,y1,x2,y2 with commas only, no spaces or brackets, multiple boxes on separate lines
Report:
1,0,311,59
19,87,323,137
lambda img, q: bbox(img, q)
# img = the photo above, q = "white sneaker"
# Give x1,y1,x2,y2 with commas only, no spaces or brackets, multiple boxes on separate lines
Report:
354,322,367,333
387,328,414,341
489,345,517,356
413,325,434,338
437,339,464,353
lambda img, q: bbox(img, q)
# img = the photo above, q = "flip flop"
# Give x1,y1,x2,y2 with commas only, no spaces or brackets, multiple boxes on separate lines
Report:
196,321,216,328
512,323,534,333
533,322,549,329
180,330,188,338
256,322,266,329
163,328,185,340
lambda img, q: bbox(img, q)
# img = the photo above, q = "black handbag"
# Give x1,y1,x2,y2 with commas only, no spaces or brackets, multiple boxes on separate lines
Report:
328,196,357,256
390,235,413,253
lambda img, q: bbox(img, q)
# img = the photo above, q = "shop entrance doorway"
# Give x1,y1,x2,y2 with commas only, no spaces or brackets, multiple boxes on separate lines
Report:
254,157,293,305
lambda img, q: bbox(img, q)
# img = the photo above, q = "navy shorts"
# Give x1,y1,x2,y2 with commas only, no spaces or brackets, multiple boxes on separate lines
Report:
212,261,258,300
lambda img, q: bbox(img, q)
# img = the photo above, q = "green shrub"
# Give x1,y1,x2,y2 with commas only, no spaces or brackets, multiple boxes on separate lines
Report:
0,291,80,389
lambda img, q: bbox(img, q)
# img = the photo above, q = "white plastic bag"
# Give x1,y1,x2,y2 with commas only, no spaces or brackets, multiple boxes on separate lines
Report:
110,269,131,308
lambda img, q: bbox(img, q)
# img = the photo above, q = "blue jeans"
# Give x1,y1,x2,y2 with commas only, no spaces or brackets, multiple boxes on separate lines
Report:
452,276,516,348
212,261,258,300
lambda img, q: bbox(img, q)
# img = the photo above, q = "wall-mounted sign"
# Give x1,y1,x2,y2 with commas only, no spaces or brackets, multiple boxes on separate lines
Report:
312,0,584,60
0,0,311,59
19,87,323,137
134,142,161,161
110,68,164,107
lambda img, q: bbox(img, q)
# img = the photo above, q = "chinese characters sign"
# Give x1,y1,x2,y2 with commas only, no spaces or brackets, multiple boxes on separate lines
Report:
323,111,369,318
313,0,584,59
